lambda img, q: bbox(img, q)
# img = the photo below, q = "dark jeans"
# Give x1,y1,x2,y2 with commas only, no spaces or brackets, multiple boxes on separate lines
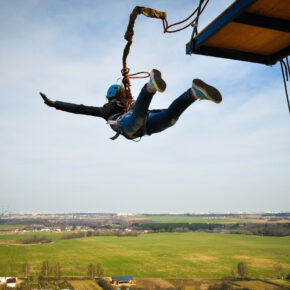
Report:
117,85,195,138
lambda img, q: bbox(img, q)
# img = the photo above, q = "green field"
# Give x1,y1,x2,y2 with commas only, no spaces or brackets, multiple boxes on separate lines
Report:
0,232,289,279
0,231,63,242
135,215,253,223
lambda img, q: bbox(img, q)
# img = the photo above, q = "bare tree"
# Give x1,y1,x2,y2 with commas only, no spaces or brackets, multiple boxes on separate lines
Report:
88,264,95,279
237,262,248,279
97,263,104,278
54,263,62,281
0,204,9,216
274,262,284,279
42,260,50,277
0,204,9,224
22,262,30,279
231,266,237,278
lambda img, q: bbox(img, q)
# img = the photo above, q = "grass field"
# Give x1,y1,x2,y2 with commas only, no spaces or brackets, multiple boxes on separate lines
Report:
15,278,290,290
0,225,26,231
68,280,102,289
0,230,63,244
0,232,289,279
135,215,254,223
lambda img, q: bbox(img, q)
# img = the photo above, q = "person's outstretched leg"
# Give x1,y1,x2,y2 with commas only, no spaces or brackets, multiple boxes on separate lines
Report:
118,69,166,138
146,78,222,135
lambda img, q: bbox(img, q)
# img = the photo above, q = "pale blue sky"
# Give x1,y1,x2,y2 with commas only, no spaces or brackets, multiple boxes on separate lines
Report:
0,0,289,213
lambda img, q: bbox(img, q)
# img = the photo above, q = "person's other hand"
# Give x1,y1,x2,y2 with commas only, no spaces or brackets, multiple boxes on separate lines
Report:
39,92,55,107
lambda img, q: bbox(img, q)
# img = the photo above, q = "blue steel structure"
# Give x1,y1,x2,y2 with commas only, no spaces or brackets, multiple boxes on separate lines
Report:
186,0,290,65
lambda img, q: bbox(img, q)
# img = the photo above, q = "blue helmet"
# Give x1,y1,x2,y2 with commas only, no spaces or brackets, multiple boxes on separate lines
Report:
106,84,121,99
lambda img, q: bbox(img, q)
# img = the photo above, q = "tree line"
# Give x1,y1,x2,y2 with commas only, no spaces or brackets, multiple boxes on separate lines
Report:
133,222,290,236
17,235,52,244
133,222,222,232
61,230,139,240
14,260,290,290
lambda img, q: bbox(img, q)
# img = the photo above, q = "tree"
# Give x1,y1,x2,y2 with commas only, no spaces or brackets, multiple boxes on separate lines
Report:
231,266,237,278
42,260,50,277
54,263,62,280
97,263,104,278
88,264,95,279
38,275,45,288
237,262,248,279
274,262,284,279
22,262,30,279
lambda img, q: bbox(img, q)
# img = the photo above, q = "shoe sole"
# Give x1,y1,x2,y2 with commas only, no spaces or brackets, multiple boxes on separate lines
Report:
193,79,222,104
151,69,166,92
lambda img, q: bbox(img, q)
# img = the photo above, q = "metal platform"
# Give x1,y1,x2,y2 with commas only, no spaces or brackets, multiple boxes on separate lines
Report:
186,0,290,65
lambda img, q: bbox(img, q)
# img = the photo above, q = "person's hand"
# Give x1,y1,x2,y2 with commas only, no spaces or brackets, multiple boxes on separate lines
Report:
39,92,55,107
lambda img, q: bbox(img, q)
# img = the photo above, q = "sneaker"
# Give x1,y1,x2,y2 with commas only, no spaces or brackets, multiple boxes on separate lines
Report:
147,69,166,93
192,79,222,104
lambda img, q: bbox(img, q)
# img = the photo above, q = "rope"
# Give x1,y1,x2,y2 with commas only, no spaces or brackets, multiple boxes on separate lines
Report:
194,0,206,35
122,7,166,102
280,57,290,115
122,6,167,69
129,71,150,79
163,0,209,34
121,2,210,102
120,67,150,110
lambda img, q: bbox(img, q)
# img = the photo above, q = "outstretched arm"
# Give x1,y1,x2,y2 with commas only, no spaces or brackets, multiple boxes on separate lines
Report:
39,92,117,120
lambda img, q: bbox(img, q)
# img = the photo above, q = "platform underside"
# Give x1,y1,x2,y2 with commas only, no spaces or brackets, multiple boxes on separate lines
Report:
186,0,290,65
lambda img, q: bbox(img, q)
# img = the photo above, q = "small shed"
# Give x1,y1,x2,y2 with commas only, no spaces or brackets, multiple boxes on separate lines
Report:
111,276,133,285
6,278,17,288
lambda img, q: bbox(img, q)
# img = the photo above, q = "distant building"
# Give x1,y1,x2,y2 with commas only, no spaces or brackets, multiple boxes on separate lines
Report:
6,278,17,288
0,277,17,288
117,212,133,217
111,276,133,285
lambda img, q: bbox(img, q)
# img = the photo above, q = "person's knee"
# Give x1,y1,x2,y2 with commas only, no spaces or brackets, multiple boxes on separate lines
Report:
170,118,177,126
160,117,178,130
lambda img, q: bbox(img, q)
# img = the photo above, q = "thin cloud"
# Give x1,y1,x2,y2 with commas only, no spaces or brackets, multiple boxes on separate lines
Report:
0,0,289,213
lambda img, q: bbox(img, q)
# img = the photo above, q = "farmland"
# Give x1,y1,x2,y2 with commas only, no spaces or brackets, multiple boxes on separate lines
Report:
135,215,254,223
68,280,102,289
0,232,289,279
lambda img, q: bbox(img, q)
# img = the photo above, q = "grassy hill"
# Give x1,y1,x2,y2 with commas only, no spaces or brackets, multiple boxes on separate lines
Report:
0,232,289,278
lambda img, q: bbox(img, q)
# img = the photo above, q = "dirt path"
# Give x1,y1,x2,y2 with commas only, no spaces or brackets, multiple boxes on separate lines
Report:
69,280,102,290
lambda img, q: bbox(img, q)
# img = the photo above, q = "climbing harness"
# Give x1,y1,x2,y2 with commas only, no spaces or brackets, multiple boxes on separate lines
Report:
107,114,124,141
107,111,143,141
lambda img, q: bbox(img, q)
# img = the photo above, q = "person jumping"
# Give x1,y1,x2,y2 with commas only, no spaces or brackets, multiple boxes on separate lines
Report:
40,69,222,140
